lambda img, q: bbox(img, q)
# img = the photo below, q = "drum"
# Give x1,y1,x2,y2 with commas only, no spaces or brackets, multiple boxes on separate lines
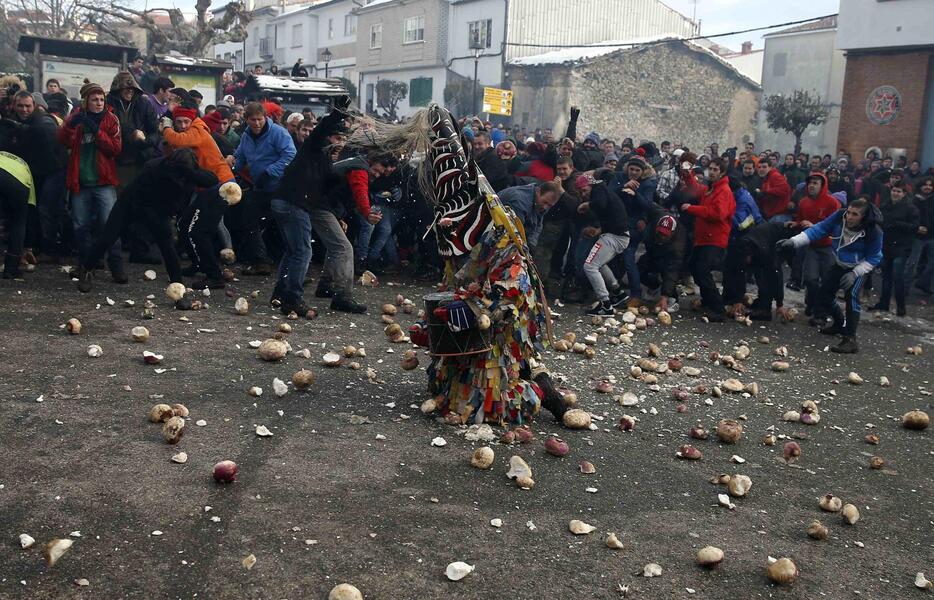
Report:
424,292,492,357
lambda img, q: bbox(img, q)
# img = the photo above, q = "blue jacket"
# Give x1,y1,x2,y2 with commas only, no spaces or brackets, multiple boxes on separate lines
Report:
731,187,763,238
793,209,883,276
234,120,296,192
499,183,546,246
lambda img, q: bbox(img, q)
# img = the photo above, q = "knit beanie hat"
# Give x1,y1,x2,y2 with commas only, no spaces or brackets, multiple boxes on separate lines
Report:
80,79,105,101
173,107,198,121
584,132,601,146
575,174,596,190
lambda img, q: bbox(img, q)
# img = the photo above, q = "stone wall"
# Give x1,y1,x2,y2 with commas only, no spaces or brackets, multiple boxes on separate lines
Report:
509,42,760,151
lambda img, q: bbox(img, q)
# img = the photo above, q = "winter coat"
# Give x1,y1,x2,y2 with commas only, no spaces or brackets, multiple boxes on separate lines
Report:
277,108,344,213
0,110,66,184
475,147,515,192
162,119,234,183
106,89,159,165
731,187,763,239
780,164,807,190
58,108,122,193
586,183,628,236
233,119,296,192
794,174,841,247
685,175,735,249
123,156,218,216
516,158,555,182
642,204,687,298
500,183,546,246
914,191,933,240
757,168,792,219
880,198,920,257
795,209,883,276
610,168,658,229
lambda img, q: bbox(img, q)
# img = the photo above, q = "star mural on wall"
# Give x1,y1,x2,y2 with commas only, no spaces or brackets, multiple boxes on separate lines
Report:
866,86,901,125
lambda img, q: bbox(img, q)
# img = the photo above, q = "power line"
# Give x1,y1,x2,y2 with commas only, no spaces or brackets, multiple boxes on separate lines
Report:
504,13,838,49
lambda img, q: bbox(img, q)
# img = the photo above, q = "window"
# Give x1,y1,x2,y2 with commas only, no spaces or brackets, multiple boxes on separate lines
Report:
328,18,334,40
468,19,492,49
409,77,432,107
344,14,357,36
404,15,425,44
292,23,303,47
253,26,259,46
370,23,382,49
772,52,787,77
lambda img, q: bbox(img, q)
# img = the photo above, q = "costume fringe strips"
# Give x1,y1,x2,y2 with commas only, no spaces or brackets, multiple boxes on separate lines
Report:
347,104,553,425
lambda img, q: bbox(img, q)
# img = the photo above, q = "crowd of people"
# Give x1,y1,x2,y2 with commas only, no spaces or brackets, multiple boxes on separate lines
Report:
1,67,932,354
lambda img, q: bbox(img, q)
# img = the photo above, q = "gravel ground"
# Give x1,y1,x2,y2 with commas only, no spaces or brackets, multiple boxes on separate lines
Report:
0,264,932,600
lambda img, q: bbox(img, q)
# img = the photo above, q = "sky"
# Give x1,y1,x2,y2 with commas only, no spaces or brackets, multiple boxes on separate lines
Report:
662,0,840,51
153,0,840,53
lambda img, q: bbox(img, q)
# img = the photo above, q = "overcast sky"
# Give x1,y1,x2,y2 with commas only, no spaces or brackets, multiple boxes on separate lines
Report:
662,0,840,51
162,0,840,53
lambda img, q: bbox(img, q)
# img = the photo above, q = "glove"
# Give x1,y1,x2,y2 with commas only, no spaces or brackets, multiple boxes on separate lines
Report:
334,95,351,111
80,113,100,134
839,271,857,291
570,106,580,120
160,116,174,131
775,239,795,253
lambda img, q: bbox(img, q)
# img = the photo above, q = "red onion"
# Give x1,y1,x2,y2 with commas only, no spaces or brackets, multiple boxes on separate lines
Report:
213,460,239,483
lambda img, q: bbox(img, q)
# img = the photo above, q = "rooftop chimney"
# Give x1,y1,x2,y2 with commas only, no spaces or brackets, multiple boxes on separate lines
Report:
741,41,753,54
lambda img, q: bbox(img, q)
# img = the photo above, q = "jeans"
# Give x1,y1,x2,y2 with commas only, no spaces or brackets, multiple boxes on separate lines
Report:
310,209,354,297
356,203,399,265
690,245,725,314
802,245,835,314
583,232,629,301
270,198,313,307
622,228,643,298
817,263,865,336
906,238,934,292
878,253,909,310
71,185,120,268
0,168,29,258
37,172,67,255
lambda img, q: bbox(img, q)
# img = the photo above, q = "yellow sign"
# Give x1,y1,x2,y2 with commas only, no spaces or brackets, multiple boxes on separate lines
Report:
482,87,513,116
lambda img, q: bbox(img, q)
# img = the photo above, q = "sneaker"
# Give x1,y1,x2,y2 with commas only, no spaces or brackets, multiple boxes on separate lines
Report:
896,306,907,317
819,323,843,336
609,290,629,308
331,295,367,313
830,336,859,354
586,301,615,317
76,267,92,293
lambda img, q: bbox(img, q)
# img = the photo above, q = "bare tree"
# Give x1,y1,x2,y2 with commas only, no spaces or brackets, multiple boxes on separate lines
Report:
79,0,250,57
5,0,108,40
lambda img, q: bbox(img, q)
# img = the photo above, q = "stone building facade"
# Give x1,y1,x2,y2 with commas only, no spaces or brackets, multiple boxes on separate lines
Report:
507,39,760,151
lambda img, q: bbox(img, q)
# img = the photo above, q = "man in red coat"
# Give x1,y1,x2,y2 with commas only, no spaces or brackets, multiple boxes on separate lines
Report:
791,173,841,320
59,80,124,283
681,157,735,321
755,160,793,222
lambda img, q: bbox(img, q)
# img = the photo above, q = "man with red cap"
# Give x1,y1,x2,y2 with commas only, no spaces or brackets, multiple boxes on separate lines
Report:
160,94,240,289
638,205,687,313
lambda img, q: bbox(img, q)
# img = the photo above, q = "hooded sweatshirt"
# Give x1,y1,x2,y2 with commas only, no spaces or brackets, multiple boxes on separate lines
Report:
795,174,841,247
757,167,792,219
685,175,735,249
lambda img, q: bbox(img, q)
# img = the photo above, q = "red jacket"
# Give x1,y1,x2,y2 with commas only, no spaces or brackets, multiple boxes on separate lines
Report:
347,169,372,218
794,173,840,247
517,159,555,182
686,175,735,249
757,167,792,219
58,108,122,193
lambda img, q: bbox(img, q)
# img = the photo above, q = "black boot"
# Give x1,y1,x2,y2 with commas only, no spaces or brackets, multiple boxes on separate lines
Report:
831,336,859,354
2,254,22,279
533,372,568,420
315,280,335,298
819,322,843,335
76,267,93,293
331,294,366,313
111,263,129,284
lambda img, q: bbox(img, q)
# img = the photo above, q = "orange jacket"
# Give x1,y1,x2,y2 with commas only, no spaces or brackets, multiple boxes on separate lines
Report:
162,119,234,183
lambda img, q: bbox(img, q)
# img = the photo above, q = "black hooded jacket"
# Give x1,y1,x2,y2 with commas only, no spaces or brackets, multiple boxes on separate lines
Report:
276,106,346,213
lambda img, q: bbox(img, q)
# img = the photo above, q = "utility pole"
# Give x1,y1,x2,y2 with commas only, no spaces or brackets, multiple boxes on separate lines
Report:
470,31,484,116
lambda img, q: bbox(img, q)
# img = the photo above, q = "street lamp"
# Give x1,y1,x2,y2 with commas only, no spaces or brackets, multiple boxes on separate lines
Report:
469,32,484,115
322,47,333,78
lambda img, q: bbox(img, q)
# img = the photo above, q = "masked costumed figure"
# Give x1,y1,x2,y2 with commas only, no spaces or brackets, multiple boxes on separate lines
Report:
349,105,570,425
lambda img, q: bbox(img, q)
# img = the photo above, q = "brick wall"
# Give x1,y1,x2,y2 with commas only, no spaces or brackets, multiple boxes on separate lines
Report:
837,49,934,160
